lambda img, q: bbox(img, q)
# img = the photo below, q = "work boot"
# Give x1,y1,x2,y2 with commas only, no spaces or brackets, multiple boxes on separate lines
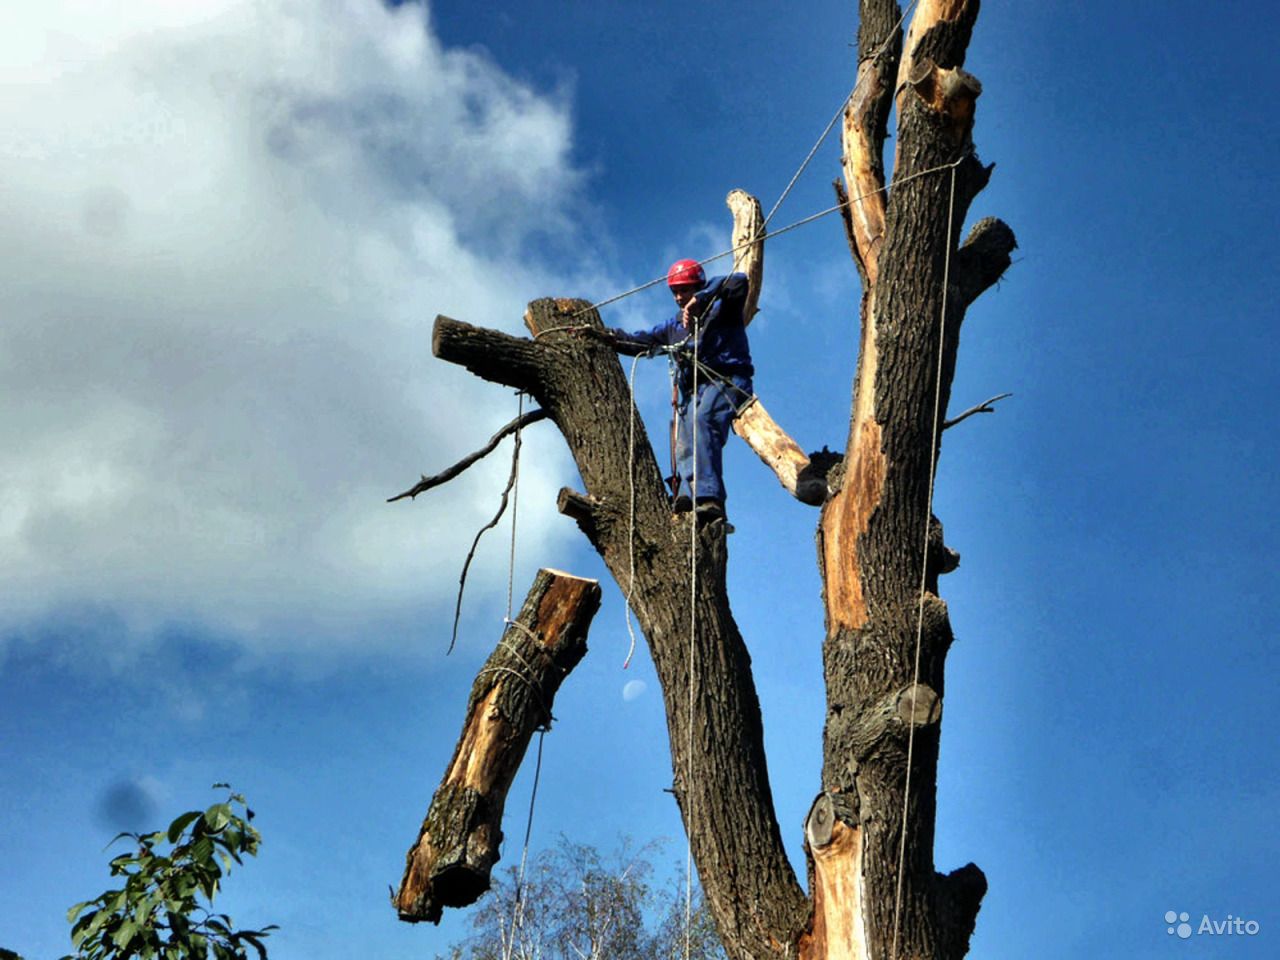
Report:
672,495,693,514
695,499,725,522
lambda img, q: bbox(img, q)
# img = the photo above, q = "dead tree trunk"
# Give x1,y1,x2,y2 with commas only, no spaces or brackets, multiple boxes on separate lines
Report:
406,1,1015,957
805,2,1014,958
395,569,601,923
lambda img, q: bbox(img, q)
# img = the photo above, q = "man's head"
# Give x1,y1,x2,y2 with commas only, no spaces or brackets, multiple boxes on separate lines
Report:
667,259,706,308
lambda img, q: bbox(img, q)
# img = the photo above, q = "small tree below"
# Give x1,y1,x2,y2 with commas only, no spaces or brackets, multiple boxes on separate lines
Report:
442,837,726,960
61,786,275,960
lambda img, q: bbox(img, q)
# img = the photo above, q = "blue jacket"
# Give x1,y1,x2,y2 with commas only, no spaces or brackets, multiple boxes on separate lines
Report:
611,273,754,387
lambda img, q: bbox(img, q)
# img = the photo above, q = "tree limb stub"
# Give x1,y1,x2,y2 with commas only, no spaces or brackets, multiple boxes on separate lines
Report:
388,408,549,503
732,398,828,505
723,190,834,506
395,569,601,924
726,189,764,326
954,216,1017,307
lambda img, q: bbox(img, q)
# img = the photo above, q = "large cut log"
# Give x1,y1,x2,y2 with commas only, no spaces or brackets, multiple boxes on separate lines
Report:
395,568,601,924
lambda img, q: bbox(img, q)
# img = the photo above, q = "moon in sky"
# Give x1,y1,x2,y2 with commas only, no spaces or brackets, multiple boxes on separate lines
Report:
622,679,647,702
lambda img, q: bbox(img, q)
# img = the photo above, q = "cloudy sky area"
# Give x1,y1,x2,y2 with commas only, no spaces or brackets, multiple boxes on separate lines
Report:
1,0,594,654
3,1,1278,958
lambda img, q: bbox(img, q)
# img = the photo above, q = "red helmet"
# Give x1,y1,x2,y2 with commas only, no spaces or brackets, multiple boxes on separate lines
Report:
666,259,705,289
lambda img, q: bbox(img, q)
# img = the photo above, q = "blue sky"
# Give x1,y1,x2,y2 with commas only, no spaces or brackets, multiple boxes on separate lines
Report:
2,1,1276,957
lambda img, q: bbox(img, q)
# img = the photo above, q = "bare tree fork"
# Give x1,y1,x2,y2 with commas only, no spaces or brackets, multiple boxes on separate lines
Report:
943,392,1011,431
432,300,810,960
388,408,549,503
805,0,1012,957
395,568,601,924
726,189,765,326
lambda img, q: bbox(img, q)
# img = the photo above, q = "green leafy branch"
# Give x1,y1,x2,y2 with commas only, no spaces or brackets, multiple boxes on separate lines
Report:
62,785,276,960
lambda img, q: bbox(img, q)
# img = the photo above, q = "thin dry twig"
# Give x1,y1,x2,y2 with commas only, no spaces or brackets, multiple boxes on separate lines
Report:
448,424,524,654
942,392,1013,431
388,408,548,503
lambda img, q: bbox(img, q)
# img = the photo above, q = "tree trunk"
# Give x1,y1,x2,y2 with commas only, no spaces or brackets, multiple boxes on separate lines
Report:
395,568,601,923
803,2,1014,958
409,1,1016,957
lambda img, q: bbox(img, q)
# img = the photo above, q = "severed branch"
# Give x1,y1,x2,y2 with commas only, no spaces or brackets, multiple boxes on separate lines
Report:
388,408,549,503
726,189,765,326
396,568,601,925
943,392,1012,430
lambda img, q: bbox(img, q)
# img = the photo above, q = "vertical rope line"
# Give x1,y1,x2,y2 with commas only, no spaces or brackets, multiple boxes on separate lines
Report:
622,355,642,669
891,162,958,960
683,312,701,960
505,728,545,960
501,390,530,960
506,391,524,622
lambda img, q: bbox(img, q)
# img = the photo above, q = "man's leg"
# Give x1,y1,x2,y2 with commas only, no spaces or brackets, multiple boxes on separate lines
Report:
692,382,734,504
671,400,694,510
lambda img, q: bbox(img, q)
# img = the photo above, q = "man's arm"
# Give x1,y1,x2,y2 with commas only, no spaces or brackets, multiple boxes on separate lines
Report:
578,319,678,356
687,273,748,327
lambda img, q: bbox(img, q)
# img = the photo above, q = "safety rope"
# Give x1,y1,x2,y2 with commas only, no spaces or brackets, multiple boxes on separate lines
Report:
890,160,959,960
497,389,545,960
683,307,701,960
527,157,966,332
622,354,643,670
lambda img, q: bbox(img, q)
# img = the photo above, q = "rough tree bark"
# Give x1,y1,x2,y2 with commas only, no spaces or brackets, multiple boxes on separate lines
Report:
403,2,1015,958
395,569,600,923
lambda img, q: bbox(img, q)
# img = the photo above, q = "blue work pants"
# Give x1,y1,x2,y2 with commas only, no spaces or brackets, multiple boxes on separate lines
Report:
672,374,752,503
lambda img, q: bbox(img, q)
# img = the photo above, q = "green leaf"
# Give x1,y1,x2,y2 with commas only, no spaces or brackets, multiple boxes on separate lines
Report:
66,900,92,923
111,918,138,948
205,803,232,833
191,835,215,866
166,810,202,844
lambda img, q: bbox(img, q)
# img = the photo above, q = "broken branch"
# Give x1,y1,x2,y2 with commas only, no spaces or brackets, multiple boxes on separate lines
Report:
448,424,523,654
942,393,1012,430
387,408,549,503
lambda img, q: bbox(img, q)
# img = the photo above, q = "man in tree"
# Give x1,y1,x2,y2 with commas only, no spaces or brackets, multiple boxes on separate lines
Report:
593,259,754,522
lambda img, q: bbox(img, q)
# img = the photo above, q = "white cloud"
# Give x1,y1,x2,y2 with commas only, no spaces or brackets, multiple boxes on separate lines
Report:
0,0,606,657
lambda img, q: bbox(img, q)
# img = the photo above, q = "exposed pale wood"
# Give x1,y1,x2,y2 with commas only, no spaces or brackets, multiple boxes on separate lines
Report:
732,398,826,505
813,1,1002,958
395,569,601,924
895,0,976,108
725,189,765,326
799,819,869,960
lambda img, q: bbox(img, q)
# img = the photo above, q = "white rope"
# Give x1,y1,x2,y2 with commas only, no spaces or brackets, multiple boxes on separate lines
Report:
684,313,700,960
571,156,963,321
622,354,642,670
890,161,958,960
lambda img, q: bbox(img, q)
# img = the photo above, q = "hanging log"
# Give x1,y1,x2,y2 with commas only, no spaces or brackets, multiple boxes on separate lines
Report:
395,568,601,924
